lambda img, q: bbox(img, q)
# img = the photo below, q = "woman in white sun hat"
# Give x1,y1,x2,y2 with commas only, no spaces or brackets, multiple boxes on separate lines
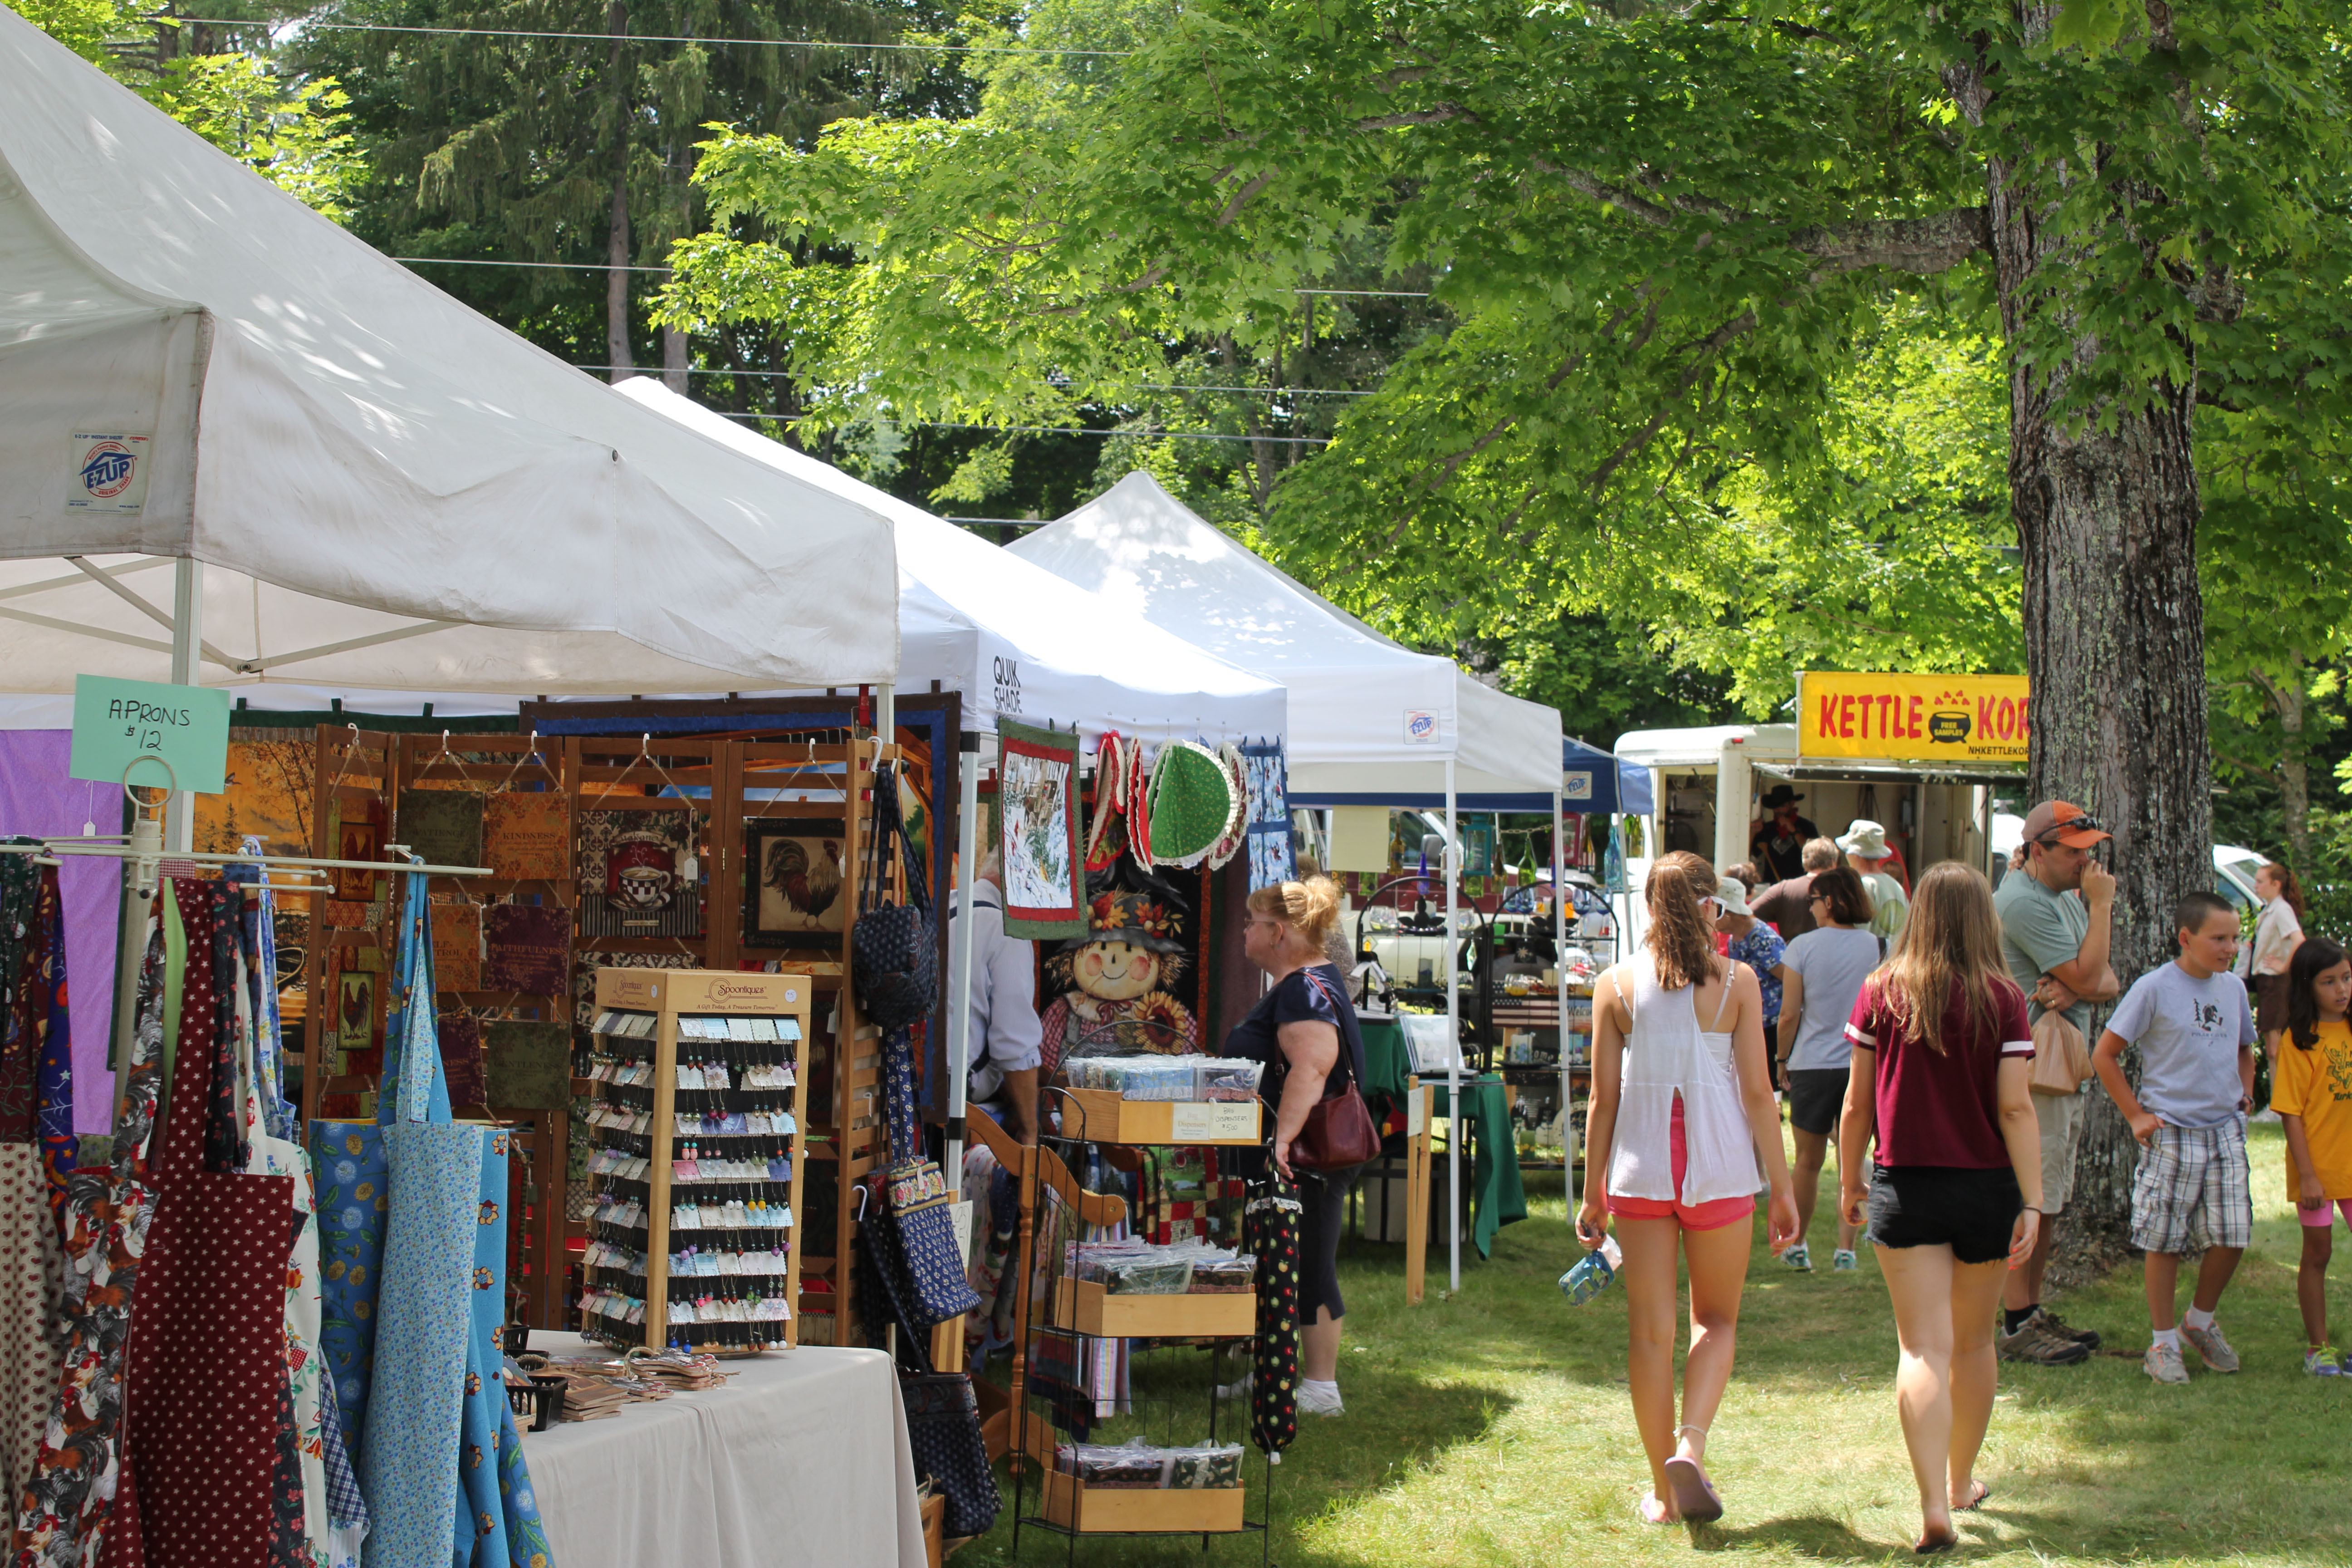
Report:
1840,821,1911,940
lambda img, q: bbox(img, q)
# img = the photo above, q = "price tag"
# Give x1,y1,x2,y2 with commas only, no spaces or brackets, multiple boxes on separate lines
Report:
1170,1102,1257,1141
1407,1087,1427,1137
68,675,230,795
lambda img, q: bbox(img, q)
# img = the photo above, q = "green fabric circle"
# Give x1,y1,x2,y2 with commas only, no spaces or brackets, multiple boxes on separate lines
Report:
1147,741,1238,866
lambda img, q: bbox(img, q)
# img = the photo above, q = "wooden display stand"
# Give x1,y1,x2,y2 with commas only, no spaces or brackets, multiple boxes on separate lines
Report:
1058,1090,1260,1147
1048,1279,1257,1338
1039,1472,1247,1534
581,967,811,1352
1404,1078,1433,1306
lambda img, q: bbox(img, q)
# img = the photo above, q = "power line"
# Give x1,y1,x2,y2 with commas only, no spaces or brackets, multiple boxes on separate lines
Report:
189,17,1133,56
709,410,1332,445
386,254,1430,300
571,364,1374,396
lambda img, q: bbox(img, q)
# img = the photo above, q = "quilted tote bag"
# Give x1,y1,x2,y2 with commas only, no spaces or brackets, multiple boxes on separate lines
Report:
876,1024,979,1331
358,868,492,1568
852,760,938,1031
899,1372,1000,1539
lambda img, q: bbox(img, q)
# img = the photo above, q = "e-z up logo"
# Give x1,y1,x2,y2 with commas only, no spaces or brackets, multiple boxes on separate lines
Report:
79,441,137,497
1403,710,1438,744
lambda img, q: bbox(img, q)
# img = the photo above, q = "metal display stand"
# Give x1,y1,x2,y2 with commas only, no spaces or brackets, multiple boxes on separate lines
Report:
1006,1090,1274,1562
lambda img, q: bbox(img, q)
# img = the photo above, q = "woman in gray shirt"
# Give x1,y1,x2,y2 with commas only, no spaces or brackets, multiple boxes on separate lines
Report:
1776,865,1882,1271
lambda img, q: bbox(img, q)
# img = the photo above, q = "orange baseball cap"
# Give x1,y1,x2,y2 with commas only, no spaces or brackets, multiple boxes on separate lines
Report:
2021,800,2109,848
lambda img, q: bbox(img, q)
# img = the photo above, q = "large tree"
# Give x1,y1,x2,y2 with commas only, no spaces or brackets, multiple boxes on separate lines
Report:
671,0,2352,1251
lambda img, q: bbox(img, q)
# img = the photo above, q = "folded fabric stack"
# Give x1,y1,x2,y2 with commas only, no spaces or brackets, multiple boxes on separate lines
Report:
1064,1239,1257,1294
1061,1056,1265,1102
1055,1439,1245,1489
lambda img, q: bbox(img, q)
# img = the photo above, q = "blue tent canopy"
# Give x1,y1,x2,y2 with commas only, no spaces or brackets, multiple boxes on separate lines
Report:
1563,737,1655,816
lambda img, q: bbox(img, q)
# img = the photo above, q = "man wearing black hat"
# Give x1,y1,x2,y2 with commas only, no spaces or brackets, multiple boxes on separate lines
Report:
1750,784,1821,884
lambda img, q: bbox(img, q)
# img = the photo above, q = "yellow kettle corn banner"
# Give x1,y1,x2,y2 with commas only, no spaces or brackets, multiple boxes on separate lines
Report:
1797,672,2031,763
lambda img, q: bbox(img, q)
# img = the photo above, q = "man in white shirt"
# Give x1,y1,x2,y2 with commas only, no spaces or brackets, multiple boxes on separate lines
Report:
958,851,1044,1143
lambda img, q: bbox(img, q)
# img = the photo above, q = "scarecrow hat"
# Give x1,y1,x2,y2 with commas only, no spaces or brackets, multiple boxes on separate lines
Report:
1083,888,1187,954
1760,784,1805,808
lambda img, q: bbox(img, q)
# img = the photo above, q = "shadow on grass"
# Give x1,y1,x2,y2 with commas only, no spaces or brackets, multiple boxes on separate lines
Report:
1690,1514,1884,1560
959,1353,1515,1566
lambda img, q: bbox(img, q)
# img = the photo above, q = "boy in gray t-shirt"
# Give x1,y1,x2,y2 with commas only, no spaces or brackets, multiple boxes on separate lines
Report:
2094,891,2257,1386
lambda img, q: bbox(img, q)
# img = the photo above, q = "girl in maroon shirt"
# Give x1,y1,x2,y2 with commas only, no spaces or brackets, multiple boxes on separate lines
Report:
1835,863,2044,1555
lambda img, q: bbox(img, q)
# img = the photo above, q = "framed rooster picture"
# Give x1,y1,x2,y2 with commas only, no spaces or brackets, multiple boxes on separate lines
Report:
744,818,850,948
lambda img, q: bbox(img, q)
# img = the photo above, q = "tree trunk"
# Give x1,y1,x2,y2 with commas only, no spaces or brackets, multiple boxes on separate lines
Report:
605,0,634,382
1967,54,2215,1272
663,325,689,393
2270,667,2312,868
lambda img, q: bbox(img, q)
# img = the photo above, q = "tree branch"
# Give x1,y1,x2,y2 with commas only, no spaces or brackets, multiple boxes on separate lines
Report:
1216,171,1278,227
1789,207,1993,277
1356,103,1482,131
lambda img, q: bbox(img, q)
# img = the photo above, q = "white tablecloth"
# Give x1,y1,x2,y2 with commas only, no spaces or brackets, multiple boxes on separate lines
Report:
520,1334,927,1568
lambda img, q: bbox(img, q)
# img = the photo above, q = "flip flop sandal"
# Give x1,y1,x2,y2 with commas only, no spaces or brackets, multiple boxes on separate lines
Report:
1662,1455,1724,1524
1954,1480,1992,1511
1915,1530,1959,1556
1634,1493,1676,1526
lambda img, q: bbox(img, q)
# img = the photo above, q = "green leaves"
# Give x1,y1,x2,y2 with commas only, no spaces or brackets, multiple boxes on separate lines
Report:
142,54,367,223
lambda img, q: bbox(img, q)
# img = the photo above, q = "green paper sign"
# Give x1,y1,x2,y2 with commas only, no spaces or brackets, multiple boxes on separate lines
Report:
68,675,231,795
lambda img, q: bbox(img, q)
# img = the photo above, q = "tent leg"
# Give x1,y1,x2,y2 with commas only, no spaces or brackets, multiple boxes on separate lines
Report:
1445,759,1460,1294
877,681,895,745
165,558,201,854
1553,790,1570,1225
943,734,982,1175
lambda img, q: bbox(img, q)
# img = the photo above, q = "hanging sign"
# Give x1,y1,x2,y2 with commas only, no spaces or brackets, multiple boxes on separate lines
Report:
1797,671,2029,764
69,674,232,794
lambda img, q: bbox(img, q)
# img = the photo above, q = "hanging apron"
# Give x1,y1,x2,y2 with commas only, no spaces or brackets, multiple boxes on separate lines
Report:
106,879,298,1568
1244,1178,1302,1458
10,920,166,1568
355,871,486,1568
3,866,74,1508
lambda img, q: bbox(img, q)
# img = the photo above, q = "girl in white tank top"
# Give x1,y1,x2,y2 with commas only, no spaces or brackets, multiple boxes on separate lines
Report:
1575,854,1799,1527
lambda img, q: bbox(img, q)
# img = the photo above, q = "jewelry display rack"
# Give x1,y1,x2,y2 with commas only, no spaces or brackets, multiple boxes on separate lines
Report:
580,967,812,1353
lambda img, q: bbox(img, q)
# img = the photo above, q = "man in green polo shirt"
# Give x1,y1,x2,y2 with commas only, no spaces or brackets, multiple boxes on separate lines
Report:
1991,799,2119,1366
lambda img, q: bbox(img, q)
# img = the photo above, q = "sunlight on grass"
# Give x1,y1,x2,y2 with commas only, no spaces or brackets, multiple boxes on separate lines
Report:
960,1122,2352,1565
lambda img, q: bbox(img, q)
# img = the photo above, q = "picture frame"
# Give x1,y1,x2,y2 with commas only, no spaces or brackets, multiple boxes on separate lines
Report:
743,818,852,948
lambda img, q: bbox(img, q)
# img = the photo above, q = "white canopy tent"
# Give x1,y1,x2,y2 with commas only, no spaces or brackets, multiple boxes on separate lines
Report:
613,381,1286,747
612,383,1292,1176
1013,471,1569,1289
0,7,899,731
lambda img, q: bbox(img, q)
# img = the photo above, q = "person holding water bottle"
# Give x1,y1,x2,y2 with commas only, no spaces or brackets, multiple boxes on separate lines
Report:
1577,852,1800,1526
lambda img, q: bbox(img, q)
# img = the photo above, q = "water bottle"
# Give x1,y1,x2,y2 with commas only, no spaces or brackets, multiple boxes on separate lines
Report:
1559,1235,1624,1305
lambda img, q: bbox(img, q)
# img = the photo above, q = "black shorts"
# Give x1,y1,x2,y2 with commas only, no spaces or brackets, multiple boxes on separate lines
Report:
1867,1166,2024,1265
1786,1068,1848,1136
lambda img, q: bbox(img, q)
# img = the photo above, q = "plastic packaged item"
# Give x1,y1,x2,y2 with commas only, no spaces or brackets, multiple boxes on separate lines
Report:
1166,1444,1245,1489
1193,1057,1264,1102
1184,1251,1256,1294
1559,1235,1624,1305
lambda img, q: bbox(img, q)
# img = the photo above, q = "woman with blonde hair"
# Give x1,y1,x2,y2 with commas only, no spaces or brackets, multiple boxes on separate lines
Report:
1836,862,2042,1554
1225,875,1370,1416
1578,851,1799,1524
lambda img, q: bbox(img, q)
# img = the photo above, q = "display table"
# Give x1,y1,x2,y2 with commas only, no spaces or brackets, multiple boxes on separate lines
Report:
520,1333,928,1568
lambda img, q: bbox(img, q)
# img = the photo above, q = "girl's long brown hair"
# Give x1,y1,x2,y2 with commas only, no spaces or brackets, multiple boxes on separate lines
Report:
1643,850,1720,991
1878,862,2019,1054
2262,863,2308,919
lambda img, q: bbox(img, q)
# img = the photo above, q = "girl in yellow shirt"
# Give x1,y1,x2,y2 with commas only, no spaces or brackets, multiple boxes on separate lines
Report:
2276,936,2352,1376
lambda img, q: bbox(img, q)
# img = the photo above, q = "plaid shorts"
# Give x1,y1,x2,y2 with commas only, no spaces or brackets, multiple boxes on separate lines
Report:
2130,1119,2253,1254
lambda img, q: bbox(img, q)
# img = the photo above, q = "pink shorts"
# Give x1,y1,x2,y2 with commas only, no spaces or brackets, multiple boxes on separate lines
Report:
2297,1199,2352,1230
1608,1099,1757,1232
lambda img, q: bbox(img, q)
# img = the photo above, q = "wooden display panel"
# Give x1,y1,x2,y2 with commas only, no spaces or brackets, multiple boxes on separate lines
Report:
583,966,812,1352
1059,1089,1261,1146
1046,1279,1256,1338
1039,1472,1246,1534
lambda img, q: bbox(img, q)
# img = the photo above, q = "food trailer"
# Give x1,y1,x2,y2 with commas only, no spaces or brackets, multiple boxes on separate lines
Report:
1614,672,2030,940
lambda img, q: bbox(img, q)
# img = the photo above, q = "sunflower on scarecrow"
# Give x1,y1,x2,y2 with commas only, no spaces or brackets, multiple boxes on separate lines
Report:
1039,888,1197,1078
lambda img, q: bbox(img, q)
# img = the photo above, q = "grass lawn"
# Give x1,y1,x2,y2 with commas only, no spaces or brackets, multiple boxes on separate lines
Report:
955,1120,2352,1566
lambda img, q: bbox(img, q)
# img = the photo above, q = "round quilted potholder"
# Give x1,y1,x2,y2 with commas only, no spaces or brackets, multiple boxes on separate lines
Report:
1205,744,1250,870
1147,741,1240,867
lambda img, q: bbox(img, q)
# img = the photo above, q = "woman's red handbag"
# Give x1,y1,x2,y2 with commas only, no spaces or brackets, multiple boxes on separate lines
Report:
1289,969,1381,1171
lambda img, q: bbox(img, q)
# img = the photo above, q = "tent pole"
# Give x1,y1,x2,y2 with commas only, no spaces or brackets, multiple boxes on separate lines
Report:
165,558,201,854
943,733,982,1176
1554,789,1570,1228
1445,758,1460,1294
877,681,895,746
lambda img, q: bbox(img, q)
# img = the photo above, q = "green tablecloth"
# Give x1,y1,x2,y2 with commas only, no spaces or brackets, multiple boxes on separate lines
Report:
1357,1015,1412,1122
1431,1075,1528,1259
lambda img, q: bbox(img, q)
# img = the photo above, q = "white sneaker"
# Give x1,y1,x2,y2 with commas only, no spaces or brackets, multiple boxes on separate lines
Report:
1782,1243,1813,1272
1297,1379,1344,1416
1832,1249,1858,1272
1215,1373,1251,1401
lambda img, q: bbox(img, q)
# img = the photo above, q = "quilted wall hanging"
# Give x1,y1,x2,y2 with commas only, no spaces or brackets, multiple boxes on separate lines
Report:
995,720,1085,940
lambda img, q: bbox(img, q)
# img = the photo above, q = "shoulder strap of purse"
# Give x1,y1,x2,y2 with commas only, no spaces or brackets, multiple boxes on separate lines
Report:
1296,968,1361,1091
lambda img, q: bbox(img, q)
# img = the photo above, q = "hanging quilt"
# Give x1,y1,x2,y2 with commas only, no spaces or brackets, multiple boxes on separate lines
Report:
432,902,484,993
396,790,485,871
994,720,1083,940
576,809,701,939
1238,740,1294,891
481,905,571,996
483,1021,571,1112
482,792,569,883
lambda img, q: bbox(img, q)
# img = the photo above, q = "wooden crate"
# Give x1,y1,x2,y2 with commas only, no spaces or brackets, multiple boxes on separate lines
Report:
1039,1471,1246,1534
1048,1278,1256,1338
1060,1090,1259,1146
